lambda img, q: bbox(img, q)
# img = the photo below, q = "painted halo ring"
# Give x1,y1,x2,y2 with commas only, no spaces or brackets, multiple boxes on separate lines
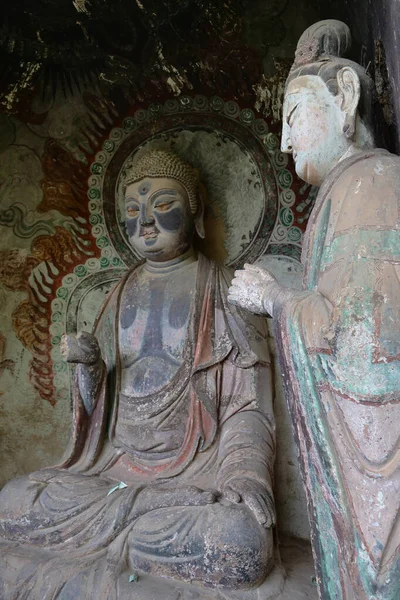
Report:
100,103,279,268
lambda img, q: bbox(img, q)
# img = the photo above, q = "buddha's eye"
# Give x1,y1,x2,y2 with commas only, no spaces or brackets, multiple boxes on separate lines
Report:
126,206,139,218
154,200,173,212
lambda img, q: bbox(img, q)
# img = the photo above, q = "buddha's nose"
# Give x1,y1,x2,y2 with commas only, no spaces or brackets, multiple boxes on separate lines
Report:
140,204,155,226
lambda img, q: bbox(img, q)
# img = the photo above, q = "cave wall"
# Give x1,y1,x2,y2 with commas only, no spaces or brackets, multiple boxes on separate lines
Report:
322,0,400,153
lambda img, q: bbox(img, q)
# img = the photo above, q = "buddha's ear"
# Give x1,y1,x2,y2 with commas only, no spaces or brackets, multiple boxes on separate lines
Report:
194,184,206,239
337,66,361,139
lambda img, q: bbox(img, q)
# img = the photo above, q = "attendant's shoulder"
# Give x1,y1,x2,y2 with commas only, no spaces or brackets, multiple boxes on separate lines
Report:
337,149,400,187
331,149,400,230
329,150,400,203
359,150,400,175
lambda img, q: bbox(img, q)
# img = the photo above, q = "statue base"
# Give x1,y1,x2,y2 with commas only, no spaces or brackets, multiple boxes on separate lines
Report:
0,535,315,599
117,536,316,600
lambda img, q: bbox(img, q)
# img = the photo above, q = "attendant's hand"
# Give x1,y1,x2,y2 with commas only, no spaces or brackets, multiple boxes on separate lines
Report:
222,479,275,529
60,332,101,365
228,263,280,317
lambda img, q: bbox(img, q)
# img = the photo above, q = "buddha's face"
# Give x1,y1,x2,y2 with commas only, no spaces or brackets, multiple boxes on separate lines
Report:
281,75,351,186
124,177,195,262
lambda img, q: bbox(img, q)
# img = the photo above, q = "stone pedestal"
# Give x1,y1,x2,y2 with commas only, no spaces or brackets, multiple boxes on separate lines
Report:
116,537,317,600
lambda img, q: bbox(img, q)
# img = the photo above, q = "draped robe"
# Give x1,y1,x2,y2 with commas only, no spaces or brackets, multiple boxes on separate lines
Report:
0,254,275,599
273,150,400,600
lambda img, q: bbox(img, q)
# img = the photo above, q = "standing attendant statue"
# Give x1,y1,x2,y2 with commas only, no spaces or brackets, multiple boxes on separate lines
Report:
229,19,400,600
0,149,277,599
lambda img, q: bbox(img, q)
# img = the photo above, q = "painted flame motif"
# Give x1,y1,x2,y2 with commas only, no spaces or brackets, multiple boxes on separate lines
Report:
0,250,39,292
32,227,86,270
39,139,89,219
1,140,101,405
0,332,15,396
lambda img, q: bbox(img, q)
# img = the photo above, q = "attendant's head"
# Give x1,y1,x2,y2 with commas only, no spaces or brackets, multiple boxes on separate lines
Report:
122,149,205,262
281,20,375,186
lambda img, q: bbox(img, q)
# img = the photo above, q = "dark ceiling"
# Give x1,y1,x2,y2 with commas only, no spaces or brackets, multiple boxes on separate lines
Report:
0,0,320,116
2,0,395,151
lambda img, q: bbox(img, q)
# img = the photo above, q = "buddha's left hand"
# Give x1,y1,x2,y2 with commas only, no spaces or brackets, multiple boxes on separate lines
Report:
227,263,280,317
222,479,275,529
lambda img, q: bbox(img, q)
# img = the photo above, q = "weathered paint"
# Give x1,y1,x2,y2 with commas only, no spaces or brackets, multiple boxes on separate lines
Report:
229,20,400,600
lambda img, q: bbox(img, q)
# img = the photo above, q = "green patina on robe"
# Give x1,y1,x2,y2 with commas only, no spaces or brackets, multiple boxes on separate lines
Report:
274,150,400,600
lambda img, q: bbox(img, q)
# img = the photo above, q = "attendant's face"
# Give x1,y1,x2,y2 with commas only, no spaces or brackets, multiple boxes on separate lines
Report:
124,177,195,262
281,75,350,186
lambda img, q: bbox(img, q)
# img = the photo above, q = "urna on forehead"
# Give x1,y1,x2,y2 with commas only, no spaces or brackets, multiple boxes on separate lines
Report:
138,180,152,196
127,177,186,199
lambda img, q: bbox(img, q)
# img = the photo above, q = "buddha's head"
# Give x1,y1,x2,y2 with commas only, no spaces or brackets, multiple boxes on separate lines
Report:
281,20,375,186
122,149,205,262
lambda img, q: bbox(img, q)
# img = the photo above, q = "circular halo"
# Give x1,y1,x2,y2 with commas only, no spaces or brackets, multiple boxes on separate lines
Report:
102,110,278,268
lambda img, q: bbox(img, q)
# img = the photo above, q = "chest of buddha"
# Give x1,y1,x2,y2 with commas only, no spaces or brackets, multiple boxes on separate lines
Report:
119,259,197,398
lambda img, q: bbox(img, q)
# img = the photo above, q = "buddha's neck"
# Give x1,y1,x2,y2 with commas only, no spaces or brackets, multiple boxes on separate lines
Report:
144,247,197,274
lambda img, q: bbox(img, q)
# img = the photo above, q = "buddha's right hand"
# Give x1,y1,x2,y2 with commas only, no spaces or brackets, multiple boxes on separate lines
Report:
61,332,101,365
137,484,216,515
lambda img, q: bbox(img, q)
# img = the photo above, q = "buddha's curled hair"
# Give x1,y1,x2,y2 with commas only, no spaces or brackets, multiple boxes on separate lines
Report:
287,19,375,125
122,149,199,214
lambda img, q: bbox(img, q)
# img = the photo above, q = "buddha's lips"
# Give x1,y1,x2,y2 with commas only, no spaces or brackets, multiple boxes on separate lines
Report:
140,227,159,239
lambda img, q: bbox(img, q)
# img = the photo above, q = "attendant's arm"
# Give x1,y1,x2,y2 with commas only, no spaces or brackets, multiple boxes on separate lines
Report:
228,264,333,352
228,262,325,317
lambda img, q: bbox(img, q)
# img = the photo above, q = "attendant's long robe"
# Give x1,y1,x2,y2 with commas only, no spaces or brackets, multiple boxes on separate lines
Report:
273,150,400,600
0,255,275,599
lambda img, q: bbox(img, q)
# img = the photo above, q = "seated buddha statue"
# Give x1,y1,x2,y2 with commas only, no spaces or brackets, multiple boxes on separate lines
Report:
0,149,276,599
